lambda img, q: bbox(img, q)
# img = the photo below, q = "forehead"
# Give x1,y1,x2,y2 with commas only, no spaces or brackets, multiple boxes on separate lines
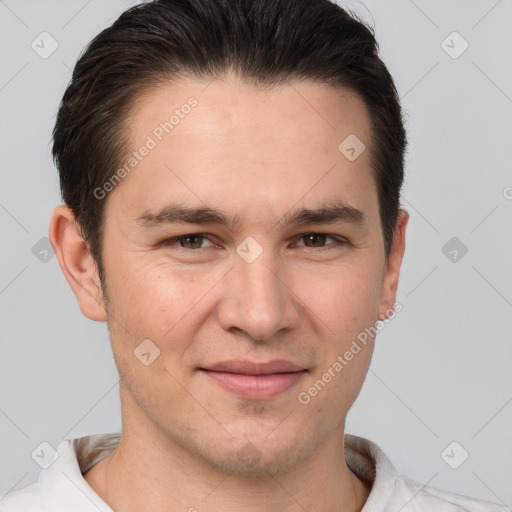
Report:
108,77,378,228
130,76,373,150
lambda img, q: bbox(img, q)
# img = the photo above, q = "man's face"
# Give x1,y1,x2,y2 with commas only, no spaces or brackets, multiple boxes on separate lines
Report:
91,77,404,473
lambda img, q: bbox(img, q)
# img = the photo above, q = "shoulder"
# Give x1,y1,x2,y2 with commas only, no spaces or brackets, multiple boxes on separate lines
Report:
0,483,49,512
394,473,511,512
0,434,118,512
344,434,510,512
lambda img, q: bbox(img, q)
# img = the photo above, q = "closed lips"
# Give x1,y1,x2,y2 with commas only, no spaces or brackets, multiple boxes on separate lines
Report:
200,359,307,375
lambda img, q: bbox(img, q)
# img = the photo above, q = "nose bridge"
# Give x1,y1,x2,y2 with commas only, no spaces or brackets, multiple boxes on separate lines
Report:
220,242,298,340
235,234,280,289
242,253,280,307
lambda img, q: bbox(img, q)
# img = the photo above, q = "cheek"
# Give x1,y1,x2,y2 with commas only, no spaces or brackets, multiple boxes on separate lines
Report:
104,256,223,342
103,261,207,391
293,260,379,392
296,259,382,333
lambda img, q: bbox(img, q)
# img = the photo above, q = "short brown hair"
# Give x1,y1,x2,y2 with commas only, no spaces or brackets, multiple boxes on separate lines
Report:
52,0,407,281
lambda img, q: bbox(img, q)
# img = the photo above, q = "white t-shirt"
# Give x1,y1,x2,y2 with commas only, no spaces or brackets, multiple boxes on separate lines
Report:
0,432,509,511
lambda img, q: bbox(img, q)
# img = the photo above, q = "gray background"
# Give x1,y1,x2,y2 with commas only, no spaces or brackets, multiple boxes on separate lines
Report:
1,0,511,507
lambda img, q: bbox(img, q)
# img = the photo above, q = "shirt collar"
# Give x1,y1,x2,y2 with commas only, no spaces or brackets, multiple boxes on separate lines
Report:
39,432,396,511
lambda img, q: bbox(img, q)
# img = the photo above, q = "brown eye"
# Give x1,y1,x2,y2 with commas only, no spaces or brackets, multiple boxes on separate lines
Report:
302,233,328,247
296,233,345,249
161,234,214,250
178,235,205,249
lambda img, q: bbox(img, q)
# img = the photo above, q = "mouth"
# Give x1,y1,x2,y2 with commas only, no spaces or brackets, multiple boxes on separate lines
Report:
199,360,308,400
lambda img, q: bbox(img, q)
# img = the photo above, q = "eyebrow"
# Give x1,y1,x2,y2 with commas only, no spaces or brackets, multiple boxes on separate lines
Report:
135,199,366,231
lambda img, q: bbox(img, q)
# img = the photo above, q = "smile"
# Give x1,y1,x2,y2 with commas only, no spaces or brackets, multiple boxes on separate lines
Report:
199,369,308,400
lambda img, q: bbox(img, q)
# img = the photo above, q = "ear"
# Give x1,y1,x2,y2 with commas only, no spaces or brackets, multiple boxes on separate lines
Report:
49,205,108,322
378,208,409,320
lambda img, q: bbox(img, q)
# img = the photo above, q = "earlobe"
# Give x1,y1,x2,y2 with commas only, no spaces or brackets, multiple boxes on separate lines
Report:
378,208,409,320
48,205,108,322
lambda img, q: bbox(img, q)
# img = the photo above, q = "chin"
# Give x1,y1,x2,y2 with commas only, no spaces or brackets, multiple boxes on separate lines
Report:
192,429,312,476
213,446,305,476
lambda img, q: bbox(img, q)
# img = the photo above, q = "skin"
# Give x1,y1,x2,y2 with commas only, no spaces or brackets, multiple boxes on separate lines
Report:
49,74,408,512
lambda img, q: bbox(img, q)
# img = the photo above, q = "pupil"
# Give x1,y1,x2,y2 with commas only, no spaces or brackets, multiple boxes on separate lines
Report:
306,234,325,247
183,235,201,249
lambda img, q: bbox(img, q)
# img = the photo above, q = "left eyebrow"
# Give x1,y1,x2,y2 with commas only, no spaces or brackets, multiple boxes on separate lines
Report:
134,199,366,231
281,200,366,228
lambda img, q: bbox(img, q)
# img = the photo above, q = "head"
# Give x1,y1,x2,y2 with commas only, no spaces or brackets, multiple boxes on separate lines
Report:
50,0,408,475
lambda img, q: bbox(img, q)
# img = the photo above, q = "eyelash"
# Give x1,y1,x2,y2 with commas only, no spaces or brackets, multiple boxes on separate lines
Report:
160,233,348,253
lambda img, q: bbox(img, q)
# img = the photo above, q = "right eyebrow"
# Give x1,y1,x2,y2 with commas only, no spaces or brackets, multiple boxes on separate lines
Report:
135,205,242,231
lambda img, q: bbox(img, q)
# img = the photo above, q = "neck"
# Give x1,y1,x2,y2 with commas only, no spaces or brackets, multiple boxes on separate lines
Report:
84,427,371,512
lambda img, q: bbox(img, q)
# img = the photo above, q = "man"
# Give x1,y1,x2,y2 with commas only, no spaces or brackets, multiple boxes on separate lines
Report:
0,0,508,511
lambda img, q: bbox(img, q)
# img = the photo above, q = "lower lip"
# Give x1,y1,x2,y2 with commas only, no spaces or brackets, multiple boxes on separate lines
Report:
200,369,307,400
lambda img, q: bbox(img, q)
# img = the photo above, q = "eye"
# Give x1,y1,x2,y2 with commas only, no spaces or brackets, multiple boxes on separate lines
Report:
160,234,215,250
294,233,347,250
159,232,348,253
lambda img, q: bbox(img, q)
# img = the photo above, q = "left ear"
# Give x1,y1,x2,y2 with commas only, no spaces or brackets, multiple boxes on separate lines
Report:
378,208,409,320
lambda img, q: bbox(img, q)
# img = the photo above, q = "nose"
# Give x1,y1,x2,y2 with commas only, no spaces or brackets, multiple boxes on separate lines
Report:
216,248,301,342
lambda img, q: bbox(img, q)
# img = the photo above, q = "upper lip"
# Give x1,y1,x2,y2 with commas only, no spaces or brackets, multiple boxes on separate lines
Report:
201,360,306,375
